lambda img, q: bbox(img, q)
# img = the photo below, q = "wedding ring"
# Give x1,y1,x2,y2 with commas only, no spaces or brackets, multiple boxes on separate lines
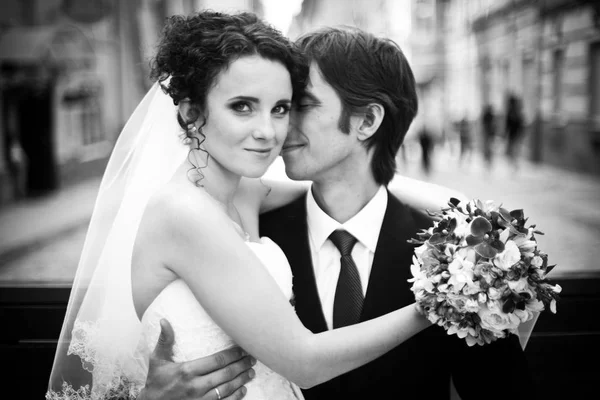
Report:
215,387,222,400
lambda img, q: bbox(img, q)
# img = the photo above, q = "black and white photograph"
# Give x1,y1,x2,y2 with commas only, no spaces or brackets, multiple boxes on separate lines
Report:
0,1,598,399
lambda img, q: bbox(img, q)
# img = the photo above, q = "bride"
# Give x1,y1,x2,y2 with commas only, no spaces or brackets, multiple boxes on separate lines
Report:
47,10,448,400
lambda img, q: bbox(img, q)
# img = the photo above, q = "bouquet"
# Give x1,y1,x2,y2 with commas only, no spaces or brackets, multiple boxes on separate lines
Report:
408,197,561,346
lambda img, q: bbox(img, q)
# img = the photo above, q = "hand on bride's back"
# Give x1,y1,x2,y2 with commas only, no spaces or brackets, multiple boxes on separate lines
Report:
138,319,256,400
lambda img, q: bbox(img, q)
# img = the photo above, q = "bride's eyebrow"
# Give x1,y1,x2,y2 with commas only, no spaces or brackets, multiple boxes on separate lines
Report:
228,95,259,103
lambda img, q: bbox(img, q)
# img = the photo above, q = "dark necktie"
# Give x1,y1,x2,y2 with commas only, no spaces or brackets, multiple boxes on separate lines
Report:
330,229,364,328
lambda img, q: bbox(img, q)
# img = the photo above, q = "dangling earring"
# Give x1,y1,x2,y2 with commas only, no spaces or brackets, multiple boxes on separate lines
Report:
182,125,197,145
185,124,209,187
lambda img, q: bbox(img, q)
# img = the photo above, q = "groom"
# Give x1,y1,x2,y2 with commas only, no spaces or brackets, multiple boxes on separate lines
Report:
140,27,535,400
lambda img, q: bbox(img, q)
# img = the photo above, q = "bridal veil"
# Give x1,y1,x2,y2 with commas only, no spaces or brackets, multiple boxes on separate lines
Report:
48,82,188,398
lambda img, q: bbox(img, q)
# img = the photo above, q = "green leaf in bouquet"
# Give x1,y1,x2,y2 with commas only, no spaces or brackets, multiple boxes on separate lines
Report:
497,207,512,221
474,242,499,258
510,209,524,221
546,264,557,274
502,296,516,313
518,291,532,301
470,216,492,236
428,232,446,245
447,217,457,232
449,197,461,207
476,199,484,211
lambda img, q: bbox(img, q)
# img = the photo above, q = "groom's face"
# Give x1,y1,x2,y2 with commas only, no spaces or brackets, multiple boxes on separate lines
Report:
280,63,355,182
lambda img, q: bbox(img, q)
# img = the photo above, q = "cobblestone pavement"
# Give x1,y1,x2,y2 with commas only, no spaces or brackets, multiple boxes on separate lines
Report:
1,145,599,285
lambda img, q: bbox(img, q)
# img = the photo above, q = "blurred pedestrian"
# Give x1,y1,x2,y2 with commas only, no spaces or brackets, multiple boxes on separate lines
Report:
457,116,472,165
505,95,524,168
5,104,28,199
482,104,496,168
418,126,434,174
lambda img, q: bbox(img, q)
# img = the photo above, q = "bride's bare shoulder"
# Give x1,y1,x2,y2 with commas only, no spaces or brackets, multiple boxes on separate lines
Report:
143,182,224,232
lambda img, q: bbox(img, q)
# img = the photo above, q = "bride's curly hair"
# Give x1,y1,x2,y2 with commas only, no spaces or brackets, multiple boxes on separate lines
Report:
149,10,307,185
150,10,308,125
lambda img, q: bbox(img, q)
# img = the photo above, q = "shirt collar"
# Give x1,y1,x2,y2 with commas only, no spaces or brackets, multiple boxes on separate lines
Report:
306,185,388,253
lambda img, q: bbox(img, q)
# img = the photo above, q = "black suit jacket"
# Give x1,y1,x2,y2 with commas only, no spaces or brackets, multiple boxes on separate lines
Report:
259,193,536,400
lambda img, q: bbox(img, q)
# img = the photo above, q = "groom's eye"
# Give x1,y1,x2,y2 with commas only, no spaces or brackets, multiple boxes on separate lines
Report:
294,103,311,111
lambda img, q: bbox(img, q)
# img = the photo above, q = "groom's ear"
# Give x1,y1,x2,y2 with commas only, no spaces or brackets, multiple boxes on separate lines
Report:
355,103,385,141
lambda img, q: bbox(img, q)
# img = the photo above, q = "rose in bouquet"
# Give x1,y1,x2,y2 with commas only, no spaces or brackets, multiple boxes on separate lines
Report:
408,197,561,346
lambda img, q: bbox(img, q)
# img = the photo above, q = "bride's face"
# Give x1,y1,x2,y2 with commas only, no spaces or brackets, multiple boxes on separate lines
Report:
200,54,292,178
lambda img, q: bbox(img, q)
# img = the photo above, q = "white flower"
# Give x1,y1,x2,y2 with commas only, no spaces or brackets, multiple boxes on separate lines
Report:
486,300,502,313
444,243,458,257
550,299,557,313
446,211,470,238
478,303,520,334
464,298,480,313
426,312,441,324
493,240,521,271
531,256,543,268
553,284,562,294
514,308,534,323
478,292,487,303
409,256,434,293
499,228,510,244
525,299,545,313
512,235,537,258
462,280,482,296
448,324,471,339
508,278,536,298
487,287,503,300
437,283,450,293
448,255,474,291
414,243,428,259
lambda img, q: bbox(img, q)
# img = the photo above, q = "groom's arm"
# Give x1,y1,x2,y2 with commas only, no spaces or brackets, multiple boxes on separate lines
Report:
138,319,256,400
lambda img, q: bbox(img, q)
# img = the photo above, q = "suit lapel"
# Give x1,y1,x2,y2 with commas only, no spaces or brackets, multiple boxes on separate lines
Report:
276,196,328,333
361,192,419,321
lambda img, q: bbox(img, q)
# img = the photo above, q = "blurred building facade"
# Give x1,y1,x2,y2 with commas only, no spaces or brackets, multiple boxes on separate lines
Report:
410,0,600,175
0,0,261,206
288,0,412,46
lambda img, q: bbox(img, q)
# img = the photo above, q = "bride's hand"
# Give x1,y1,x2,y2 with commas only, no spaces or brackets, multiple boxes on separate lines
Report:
139,319,256,400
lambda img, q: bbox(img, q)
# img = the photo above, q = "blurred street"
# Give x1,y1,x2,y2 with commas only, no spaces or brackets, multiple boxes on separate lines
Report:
398,140,600,279
1,145,599,285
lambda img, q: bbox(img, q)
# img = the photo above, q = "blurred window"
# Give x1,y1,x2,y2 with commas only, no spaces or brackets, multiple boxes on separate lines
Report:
522,55,535,124
552,49,564,115
62,84,103,146
590,42,600,132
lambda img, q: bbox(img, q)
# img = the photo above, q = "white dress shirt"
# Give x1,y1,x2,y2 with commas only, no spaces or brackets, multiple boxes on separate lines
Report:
306,185,388,330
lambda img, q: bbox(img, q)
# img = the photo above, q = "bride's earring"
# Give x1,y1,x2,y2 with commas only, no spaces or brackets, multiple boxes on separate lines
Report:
186,125,209,186
182,125,197,145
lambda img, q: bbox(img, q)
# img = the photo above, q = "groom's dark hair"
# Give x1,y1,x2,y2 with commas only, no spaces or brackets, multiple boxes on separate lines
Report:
296,27,418,186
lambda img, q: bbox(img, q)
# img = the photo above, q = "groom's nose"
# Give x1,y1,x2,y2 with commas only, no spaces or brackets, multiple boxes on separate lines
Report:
288,111,302,135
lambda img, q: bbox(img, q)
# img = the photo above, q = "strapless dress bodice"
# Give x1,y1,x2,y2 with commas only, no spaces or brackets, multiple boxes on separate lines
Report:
140,236,303,400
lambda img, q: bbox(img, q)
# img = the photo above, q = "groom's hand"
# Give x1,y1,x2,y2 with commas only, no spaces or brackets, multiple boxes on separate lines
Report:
138,318,256,400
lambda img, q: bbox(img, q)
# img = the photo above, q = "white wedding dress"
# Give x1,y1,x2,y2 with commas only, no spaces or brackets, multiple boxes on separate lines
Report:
139,236,304,400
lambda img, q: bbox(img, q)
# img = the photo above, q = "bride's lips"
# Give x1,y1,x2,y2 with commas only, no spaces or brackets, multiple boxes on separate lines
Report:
246,148,273,158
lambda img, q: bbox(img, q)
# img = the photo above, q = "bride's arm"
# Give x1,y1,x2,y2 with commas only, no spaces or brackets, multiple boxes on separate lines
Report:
152,194,429,389
387,175,469,214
